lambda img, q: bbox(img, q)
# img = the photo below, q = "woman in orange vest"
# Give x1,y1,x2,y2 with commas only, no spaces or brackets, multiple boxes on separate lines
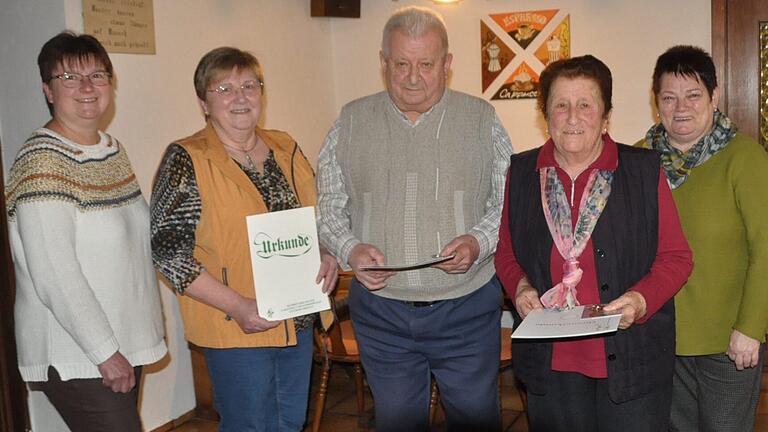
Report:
150,47,337,432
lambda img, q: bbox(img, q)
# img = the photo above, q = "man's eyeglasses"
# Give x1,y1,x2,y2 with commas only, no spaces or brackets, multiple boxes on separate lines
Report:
207,80,263,98
50,71,112,88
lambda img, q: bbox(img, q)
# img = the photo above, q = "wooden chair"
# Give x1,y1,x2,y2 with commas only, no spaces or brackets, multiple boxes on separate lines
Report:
499,326,528,412
187,343,221,422
311,273,368,432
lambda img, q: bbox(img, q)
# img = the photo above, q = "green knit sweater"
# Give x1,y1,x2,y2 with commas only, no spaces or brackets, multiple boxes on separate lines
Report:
636,132,768,355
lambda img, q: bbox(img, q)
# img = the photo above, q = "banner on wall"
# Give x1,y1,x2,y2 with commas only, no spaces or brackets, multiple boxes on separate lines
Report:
481,9,570,100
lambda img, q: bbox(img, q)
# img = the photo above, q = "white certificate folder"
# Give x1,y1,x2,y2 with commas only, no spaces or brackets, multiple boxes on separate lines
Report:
246,206,330,321
511,305,621,339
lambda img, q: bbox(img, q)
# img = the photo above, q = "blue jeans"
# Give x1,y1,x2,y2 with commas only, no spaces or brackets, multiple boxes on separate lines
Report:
203,328,313,432
349,277,502,432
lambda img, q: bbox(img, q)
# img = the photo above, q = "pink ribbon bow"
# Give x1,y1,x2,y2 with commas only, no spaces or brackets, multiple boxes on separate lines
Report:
540,258,582,310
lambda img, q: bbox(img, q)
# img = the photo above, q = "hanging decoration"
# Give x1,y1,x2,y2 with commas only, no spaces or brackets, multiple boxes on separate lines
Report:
481,9,570,100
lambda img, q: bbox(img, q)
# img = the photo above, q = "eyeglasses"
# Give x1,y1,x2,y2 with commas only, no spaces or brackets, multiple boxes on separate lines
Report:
207,80,263,98
50,71,112,88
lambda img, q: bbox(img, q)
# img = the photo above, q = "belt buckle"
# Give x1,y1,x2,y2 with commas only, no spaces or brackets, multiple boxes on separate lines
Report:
408,300,438,308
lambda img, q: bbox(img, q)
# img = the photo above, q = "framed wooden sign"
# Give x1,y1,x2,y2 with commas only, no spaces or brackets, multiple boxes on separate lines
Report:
83,0,156,54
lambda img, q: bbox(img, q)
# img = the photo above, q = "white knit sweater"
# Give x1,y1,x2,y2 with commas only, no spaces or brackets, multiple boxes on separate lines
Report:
6,128,167,382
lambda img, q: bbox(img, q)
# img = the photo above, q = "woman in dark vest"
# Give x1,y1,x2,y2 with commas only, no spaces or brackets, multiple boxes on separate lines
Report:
495,55,693,431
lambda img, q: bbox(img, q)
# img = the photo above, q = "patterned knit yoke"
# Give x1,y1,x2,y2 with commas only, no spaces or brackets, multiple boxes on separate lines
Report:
6,130,143,220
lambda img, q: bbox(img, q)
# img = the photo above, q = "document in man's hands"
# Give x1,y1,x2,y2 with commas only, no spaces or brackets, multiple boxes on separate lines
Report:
511,305,622,339
246,206,330,321
359,254,455,271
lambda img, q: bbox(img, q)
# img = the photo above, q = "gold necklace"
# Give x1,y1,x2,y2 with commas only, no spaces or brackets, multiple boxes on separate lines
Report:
222,140,258,171
244,154,256,171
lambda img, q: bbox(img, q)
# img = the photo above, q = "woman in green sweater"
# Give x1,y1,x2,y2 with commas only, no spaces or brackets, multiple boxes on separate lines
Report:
637,45,768,432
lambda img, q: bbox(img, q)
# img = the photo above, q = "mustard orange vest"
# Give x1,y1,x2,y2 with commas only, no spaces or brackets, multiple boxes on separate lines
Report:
176,123,332,348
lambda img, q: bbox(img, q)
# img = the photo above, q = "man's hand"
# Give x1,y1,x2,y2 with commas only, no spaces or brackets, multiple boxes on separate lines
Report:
603,291,646,330
230,298,281,333
432,234,480,274
515,278,543,319
727,329,761,370
317,249,339,294
98,352,135,393
348,243,394,290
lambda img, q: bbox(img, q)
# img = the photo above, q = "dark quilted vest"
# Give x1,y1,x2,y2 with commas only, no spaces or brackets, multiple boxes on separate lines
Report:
505,144,675,403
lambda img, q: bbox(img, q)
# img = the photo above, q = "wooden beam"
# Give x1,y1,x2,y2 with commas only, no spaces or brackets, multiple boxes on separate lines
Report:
711,0,727,112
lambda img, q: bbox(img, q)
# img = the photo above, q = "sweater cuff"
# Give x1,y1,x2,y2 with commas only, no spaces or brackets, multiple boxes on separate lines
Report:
733,320,768,344
339,237,361,270
86,335,120,365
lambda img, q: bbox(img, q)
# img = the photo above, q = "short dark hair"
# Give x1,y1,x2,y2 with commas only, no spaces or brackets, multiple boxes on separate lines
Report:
537,55,612,119
38,31,113,82
193,47,264,101
38,31,113,113
652,45,717,98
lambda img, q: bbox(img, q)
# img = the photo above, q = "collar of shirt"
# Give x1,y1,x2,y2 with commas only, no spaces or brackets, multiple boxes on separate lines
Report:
386,89,448,127
535,133,619,173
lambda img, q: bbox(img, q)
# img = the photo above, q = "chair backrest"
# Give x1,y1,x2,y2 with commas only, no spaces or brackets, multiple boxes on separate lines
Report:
314,272,358,361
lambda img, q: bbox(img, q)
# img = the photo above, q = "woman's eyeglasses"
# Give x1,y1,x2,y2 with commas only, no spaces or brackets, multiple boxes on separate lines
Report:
50,71,112,88
207,80,263,98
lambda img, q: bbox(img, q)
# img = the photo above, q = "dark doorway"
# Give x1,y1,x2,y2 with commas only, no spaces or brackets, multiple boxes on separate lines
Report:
711,0,768,419
712,0,768,149
0,143,28,432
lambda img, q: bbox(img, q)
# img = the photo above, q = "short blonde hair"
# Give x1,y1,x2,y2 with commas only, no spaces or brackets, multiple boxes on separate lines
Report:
193,47,264,100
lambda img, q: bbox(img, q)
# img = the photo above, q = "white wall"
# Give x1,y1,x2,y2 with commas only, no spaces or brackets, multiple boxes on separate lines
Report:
0,0,66,173
0,0,710,430
0,1,337,431
101,1,338,186
0,3,70,430
330,0,711,152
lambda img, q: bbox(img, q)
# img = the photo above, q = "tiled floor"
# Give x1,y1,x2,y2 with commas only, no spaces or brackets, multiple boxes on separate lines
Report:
170,362,768,432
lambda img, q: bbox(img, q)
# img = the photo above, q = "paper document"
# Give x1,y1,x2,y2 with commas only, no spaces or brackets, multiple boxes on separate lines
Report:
359,254,455,271
246,206,330,321
511,305,621,339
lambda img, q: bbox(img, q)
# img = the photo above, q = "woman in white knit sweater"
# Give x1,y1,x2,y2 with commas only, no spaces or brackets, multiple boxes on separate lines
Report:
5,31,166,431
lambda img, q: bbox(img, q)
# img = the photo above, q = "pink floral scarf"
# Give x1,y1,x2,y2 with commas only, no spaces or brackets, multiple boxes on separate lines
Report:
539,167,613,309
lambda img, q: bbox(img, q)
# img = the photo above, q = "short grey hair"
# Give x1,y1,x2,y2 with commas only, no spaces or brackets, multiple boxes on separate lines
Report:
381,6,448,58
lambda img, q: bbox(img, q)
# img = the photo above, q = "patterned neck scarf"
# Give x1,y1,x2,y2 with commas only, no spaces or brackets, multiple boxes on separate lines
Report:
539,167,614,310
644,109,737,189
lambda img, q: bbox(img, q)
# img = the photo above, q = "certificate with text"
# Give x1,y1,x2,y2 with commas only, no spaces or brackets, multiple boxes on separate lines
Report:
511,305,621,339
246,206,330,321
